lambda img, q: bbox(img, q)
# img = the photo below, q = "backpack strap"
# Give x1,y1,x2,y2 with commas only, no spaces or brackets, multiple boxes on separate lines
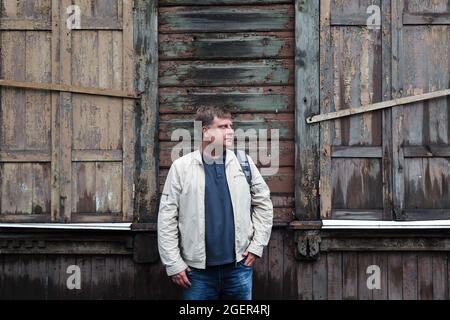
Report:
235,150,252,187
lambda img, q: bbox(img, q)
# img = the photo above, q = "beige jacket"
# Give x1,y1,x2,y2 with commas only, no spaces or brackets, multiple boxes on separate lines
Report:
157,149,273,276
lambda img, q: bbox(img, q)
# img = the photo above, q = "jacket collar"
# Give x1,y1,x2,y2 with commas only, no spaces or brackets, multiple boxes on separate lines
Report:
193,148,236,167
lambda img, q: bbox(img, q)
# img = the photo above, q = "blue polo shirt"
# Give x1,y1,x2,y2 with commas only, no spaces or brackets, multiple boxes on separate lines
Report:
202,150,236,266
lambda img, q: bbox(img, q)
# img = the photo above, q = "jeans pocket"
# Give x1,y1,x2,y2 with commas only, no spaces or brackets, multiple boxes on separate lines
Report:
239,258,253,269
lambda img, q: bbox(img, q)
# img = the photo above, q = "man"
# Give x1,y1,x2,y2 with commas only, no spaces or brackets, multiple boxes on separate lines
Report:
157,106,273,300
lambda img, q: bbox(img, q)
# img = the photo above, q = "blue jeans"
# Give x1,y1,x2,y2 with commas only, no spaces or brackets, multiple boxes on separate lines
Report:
182,259,253,300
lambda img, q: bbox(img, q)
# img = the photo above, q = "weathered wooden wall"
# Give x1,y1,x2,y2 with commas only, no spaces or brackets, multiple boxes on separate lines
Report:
2,229,450,300
0,0,136,223
158,0,296,224
1,0,450,301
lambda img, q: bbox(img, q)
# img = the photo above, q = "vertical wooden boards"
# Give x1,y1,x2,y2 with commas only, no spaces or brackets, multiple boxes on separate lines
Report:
392,0,450,220
134,0,159,222
158,1,296,223
0,0,137,222
319,0,386,220
0,0,52,221
295,0,320,221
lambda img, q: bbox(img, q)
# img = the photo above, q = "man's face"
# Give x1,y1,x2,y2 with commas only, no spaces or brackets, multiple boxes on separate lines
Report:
203,116,234,149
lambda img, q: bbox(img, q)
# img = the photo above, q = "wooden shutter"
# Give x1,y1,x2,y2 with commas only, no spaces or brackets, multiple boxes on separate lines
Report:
0,0,135,223
318,0,450,221
392,0,450,221
319,0,392,220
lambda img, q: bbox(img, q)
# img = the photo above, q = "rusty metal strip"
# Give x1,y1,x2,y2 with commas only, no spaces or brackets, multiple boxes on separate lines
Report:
0,79,141,99
307,88,450,124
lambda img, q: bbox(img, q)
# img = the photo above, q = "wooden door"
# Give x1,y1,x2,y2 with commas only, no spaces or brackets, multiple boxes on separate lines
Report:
319,0,450,221
0,0,135,223
319,0,391,220
392,0,450,220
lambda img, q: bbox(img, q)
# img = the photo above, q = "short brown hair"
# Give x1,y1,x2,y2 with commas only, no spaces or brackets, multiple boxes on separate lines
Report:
195,106,232,127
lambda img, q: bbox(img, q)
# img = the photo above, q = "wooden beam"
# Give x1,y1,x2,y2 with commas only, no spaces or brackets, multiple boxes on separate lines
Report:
295,0,320,221
403,13,450,25
0,79,141,99
307,88,450,124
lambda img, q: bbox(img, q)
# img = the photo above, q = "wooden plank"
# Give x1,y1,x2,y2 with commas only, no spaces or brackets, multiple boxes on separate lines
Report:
0,32,26,150
307,89,450,124
267,230,283,298
70,214,125,223
159,113,294,141
321,237,450,252
0,151,51,162
32,164,51,215
403,13,450,25
134,0,160,222
159,0,293,5
381,0,393,221
60,0,73,223
51,0,61,222
95,162,122,214
331,146,382,158
387,253,403,300
319,0,332,219
402,253,418,300
75,256,92,298
72,162,96,214
297,260,313,300
160,86,294,114
282,232,298,298
331,159,383,211
432,253,448,300
159,32,294,60
342,252,357,300
253,243,268,299
0,79,140,98
373,253,388,300
330,0,381,26
25,32,52,151
327,252,342,300
72,150,123,162
0,18,51,30
72,97,123,151
403,210,450,221
0,17,123,31
330,14,370,26
159,60,294,87
78,17,123,30
331,210,383,221
404,158,450,210
404,145,450,157
288,220,322,230
159,167,293,195
0,164,33,214
159,5,295,33
91,257,107,300
0,215,52,223
295,0,320,221
358,253,374,300
391,0,405,220
122,0,135,222
312,255,327,300
418,254,433,300
159,141,294,168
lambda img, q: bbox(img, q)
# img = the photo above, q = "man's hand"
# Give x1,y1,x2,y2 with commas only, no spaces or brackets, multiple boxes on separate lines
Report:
171,267,192,288
242,251,258,266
